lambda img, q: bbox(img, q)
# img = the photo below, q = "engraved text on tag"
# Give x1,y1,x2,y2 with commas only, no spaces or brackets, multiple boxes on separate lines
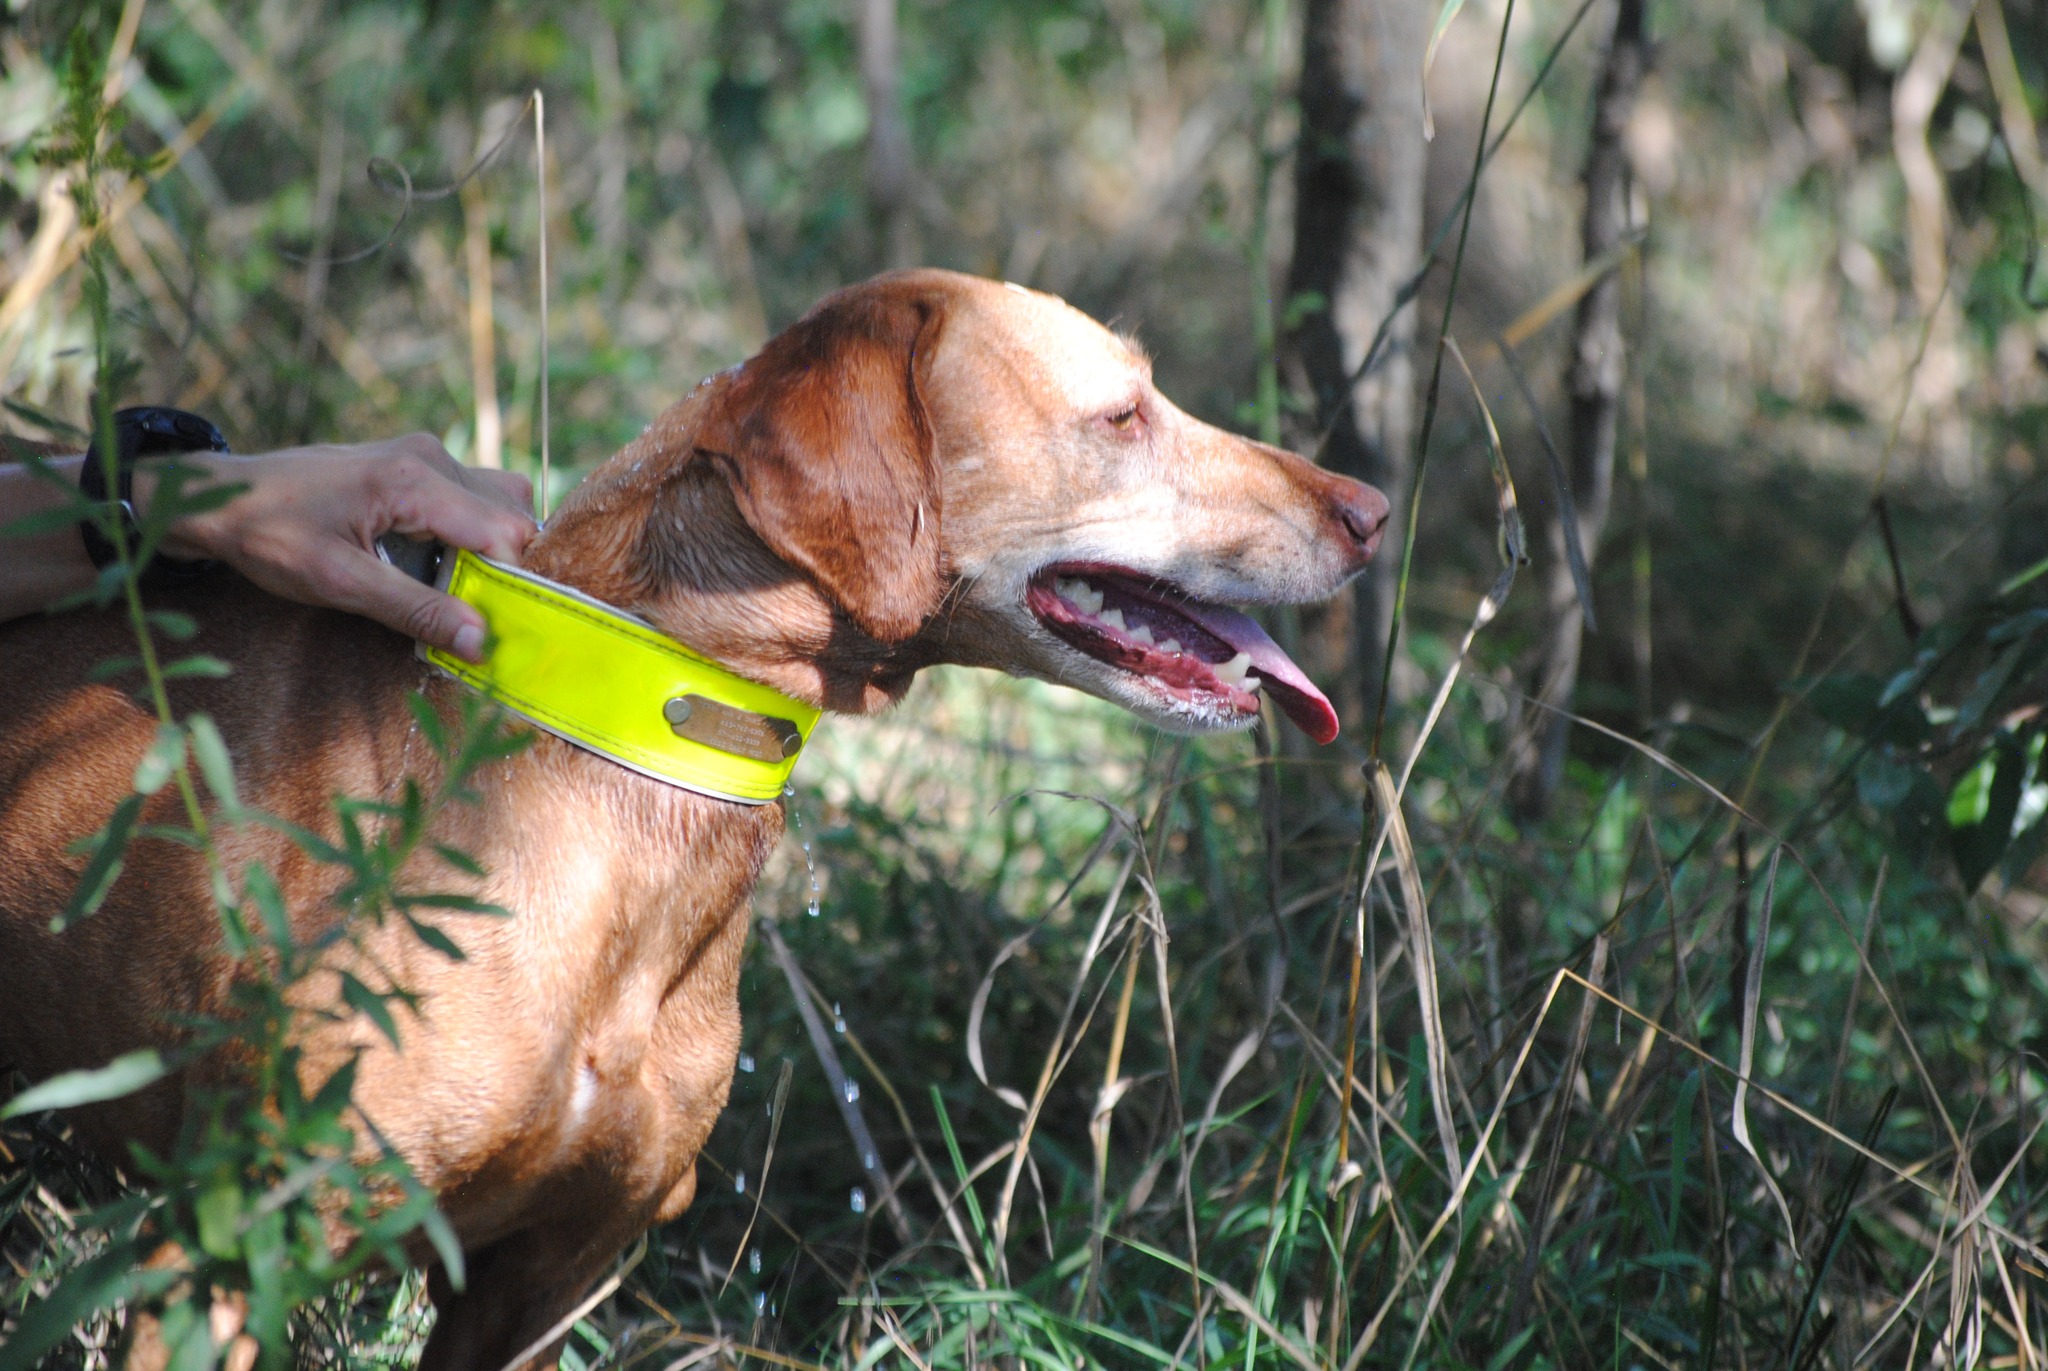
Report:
663,695,803,763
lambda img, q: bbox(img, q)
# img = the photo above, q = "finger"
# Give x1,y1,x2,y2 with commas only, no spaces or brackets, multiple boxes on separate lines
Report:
387,432,465,479
379,464,537,563
464,467,535,516
318,546,489,660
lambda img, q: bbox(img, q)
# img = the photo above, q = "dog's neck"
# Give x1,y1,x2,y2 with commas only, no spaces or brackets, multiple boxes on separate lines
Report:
517,405,932,718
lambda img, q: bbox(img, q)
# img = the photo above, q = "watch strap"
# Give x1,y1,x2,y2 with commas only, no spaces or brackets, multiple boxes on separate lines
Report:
78,406,232,582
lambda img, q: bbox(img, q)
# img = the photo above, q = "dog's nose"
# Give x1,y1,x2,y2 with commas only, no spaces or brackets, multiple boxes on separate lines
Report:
1330,476,1391,566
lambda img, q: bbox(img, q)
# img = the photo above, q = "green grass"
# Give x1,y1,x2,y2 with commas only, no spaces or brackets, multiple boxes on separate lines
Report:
6,0,2048,1364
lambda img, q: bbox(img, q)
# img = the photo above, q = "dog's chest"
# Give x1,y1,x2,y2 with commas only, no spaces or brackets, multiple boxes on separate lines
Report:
360,758,785,1213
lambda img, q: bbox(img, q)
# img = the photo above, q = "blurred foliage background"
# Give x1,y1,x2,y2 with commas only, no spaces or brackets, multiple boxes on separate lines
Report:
3,0,2048,1367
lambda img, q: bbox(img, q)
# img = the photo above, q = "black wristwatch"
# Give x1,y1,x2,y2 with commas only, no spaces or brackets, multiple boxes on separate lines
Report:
78,406,232,585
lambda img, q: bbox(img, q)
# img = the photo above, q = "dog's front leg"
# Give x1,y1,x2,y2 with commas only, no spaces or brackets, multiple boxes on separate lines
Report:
419,1223,638,1371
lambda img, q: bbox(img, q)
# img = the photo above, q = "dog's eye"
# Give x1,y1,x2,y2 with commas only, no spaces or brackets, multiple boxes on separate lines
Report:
1106,406,1140,431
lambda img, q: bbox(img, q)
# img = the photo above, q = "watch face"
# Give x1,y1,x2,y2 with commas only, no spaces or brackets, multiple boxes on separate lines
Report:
124,407,231,459
376,534,445,586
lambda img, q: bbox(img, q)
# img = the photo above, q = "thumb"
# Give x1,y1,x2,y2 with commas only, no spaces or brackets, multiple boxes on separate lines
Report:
322,548,489,661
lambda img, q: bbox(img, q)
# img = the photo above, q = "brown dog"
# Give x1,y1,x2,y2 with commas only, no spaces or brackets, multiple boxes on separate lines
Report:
0,269,1386,1368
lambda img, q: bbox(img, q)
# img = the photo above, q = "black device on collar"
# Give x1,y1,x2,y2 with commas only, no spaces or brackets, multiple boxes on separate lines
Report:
78,406,231,585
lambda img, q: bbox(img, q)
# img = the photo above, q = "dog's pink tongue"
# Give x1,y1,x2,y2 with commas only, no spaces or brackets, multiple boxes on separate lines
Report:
1176,601,1340,745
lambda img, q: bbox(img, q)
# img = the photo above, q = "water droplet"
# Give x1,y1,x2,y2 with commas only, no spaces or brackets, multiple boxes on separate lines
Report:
833,1004,846,1033
738,1052,755,1073
749,1247,762,1274
734,1171,747,1195
843,1079,860,1103
807,899,821,917
754,1291,766,1315
783,783,794,796
863,1150,877,1171
849,1187,866,1214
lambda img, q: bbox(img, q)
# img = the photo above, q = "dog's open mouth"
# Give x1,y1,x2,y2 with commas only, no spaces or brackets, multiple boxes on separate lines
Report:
1025,563,1340,743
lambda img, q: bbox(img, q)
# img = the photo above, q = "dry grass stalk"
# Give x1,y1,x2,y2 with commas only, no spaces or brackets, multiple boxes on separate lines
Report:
460,177,503,470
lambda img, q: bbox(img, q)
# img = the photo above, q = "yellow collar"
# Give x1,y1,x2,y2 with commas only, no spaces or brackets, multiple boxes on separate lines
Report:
420,549,820,805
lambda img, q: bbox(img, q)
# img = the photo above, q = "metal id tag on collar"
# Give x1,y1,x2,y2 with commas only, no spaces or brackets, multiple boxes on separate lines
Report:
663,695,804,763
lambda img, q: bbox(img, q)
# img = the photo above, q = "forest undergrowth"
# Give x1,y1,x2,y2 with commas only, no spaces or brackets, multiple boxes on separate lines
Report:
5,0,2048,1367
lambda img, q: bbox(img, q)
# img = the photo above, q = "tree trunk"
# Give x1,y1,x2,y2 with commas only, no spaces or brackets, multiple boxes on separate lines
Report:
861,0,918,269
1508,0,1649,823
1281,0,1430,738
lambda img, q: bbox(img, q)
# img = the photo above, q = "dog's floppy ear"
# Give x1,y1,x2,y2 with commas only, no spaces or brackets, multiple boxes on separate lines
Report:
697,285,946,643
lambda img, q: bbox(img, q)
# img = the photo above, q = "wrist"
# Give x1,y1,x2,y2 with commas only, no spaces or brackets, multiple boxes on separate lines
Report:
131,452,240,562
76,407,233,579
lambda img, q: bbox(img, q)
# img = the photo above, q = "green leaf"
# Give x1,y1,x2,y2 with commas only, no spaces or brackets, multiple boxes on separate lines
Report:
433,843,486,877
1807,672,1881,733
248,811,345,864
158,1297,219,1371
402,914,468,961
244,862,294,951
341,972,403,1047
134,722,186,796
241,1209,291,1350
3,395,87,438
85,655,142,682
0,1241,166,1371
418,1203,467,1292
1805,672,1930,747
1279,290,1327,330
160,655,233,680
1,1048,168,1118
1956,633,2043,733
407,691,449,752
1949,751,1998,828
1423,0,1468,86
187,712,240,813
310,1056,360,1119
55,791,145,930
195,1177,245,1259
0,505,103,537
1484,1326,1538,1371
1952,735,2028,891
146,609,198,640
1998,555,2048,598
394,891,510,917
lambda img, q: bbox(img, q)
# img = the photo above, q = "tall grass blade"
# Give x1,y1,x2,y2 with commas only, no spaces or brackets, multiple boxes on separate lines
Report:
762,919,910,1243
1785,1085,1897,1369
1367,762,1460,1185
1730,850,1800,1254
1370,0,1519,757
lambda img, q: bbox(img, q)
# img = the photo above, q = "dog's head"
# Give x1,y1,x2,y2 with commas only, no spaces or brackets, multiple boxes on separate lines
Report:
546,270,1387,741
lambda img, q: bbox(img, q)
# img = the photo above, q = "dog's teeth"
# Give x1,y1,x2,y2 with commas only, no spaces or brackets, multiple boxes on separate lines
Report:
1055,578,1079,600
1215,651,1253,685
1099,608,1125,631
1128,624,1154,645
1076,585,1104,614
1244,675,1262,694
1160,638,1182,655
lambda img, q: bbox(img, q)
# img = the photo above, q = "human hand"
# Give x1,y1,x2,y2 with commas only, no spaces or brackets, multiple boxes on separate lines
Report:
139,434,536,661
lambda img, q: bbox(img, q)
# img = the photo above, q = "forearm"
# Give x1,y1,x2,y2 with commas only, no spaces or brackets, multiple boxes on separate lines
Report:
2,435,533,658
0,454,95,623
